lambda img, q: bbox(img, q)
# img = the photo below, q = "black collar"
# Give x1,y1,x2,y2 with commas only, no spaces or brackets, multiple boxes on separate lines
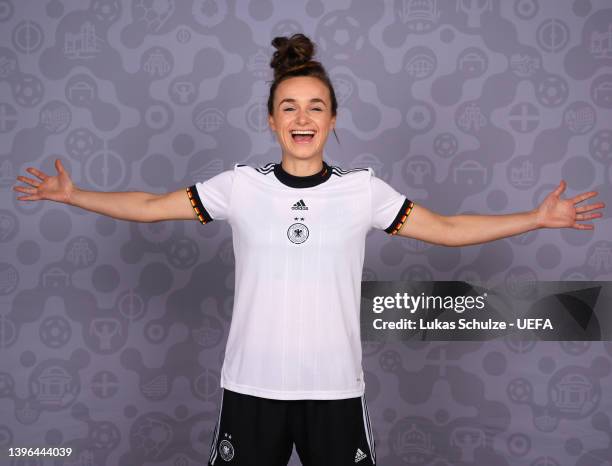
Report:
273,160,332,188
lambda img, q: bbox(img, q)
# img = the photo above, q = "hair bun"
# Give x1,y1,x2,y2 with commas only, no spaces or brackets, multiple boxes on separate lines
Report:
270,33,316,78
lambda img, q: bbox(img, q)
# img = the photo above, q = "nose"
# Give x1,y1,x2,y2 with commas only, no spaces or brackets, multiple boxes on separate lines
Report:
295,109,310,124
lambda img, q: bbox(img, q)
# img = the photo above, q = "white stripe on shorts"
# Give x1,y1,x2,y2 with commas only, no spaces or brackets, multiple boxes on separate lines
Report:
361,394,376,464
209,389,224,465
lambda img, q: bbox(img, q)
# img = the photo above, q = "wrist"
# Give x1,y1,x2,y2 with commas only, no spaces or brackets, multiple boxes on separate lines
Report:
531,208,543,229
66,186,79,206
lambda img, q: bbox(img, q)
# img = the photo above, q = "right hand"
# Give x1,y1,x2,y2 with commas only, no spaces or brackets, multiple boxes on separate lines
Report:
13,158,76,204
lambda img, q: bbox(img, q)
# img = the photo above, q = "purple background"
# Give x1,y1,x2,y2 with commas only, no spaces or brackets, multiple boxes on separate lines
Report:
1,0,612,465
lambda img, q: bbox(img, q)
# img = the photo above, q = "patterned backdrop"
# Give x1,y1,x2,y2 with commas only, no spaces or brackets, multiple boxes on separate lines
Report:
1,0,612,465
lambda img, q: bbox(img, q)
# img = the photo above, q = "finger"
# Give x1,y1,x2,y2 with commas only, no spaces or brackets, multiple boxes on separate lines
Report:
576,202,606,213
14,186,39,200
571,191,598,204
25,166,47,181
573,223,594,230
13,185,36,194
15,175,40,187
55,158,65,174
553,180,566,196
576,212,602,220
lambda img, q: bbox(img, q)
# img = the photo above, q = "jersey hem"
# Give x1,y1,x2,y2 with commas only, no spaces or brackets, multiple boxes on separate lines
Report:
221,378,365,400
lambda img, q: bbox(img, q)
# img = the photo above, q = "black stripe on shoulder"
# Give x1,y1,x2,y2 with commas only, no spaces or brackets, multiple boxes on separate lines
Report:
330,165,369,177
385,198,414,235
255,162,275,175
186,185,213,225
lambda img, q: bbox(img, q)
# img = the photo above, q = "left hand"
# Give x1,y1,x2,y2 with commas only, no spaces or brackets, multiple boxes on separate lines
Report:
534,180,605,230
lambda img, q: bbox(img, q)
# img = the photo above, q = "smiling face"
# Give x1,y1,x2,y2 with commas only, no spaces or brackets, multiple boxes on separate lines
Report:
268,76,336,163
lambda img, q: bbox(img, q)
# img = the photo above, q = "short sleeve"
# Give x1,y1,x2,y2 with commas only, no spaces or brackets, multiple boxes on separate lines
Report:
370,170,414,234
186,169,234,224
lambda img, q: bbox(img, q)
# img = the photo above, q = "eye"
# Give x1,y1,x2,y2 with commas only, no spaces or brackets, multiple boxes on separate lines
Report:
283,107,323,112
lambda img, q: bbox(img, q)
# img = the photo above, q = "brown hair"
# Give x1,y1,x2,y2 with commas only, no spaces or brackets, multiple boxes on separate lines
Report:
267,33,340,144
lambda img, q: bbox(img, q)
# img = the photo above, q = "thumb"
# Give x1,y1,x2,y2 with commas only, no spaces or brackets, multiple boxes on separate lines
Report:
553,179,566,197
55,158,64,174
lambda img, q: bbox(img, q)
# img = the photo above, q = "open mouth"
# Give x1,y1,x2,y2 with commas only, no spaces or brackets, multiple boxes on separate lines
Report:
290,129,316,144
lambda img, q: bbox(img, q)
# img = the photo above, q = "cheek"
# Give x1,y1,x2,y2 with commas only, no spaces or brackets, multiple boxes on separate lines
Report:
275,117,291,131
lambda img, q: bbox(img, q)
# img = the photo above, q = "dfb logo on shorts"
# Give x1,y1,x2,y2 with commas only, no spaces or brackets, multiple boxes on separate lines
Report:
219,433,235,461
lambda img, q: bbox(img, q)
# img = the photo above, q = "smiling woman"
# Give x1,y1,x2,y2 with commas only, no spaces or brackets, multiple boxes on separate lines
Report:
192,33,386,466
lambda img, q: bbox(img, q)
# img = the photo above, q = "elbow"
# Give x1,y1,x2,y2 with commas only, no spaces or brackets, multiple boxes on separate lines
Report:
440,215,457,247
142,195,160,223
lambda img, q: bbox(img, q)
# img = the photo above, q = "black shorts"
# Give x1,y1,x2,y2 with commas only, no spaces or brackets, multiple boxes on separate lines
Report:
207,388,376,466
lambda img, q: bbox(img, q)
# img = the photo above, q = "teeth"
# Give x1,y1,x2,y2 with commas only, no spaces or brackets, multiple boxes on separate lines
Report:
291,130,315,135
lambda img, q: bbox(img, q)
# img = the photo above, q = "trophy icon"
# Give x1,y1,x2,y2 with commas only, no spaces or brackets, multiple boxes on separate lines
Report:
450,426,485,462
89,318,121,351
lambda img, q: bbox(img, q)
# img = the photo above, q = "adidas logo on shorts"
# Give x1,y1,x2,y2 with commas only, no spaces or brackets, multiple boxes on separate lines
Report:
354,447,367,463
291,199,308,210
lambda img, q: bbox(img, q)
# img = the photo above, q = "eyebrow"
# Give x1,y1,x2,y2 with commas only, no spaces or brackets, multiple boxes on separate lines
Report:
278,98,327,107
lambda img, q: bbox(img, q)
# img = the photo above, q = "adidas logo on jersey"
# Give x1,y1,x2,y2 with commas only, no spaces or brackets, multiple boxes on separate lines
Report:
291,199,308,210
355,448,367,463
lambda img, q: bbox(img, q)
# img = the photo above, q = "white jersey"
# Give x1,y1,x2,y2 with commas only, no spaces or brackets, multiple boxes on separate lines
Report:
186,160,413,400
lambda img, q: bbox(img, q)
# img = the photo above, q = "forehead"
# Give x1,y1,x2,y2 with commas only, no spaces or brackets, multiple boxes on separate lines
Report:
276,76,329,101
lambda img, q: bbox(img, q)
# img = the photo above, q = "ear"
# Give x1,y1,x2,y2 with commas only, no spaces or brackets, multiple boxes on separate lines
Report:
268,114,276,132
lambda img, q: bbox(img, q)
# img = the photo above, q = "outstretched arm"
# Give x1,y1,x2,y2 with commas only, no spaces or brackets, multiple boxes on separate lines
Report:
396,180,605,247
13,158,198,223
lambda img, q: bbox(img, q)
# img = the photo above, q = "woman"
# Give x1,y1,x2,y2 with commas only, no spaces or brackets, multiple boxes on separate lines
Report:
13,34,605,466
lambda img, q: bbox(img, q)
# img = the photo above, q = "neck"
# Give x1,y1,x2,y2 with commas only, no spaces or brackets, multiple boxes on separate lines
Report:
280,156,324,176
273,157,331,188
